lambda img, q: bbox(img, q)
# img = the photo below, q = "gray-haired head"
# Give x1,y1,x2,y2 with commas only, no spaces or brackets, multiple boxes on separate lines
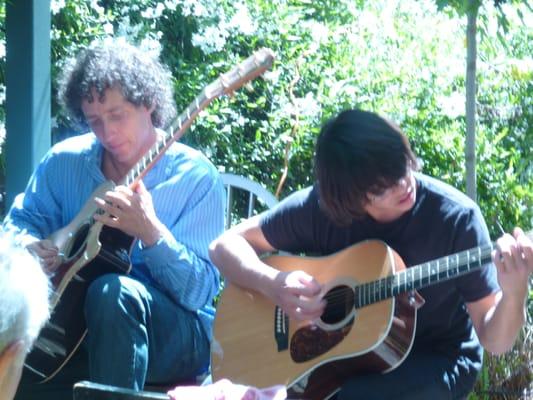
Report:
58,37,177,130
0,230,50,356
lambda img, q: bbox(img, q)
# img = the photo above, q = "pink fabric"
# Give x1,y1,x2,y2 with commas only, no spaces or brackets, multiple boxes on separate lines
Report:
167,379,287,400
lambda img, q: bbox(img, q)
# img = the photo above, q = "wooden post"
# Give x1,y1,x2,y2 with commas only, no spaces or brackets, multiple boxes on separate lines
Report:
5,0,51,209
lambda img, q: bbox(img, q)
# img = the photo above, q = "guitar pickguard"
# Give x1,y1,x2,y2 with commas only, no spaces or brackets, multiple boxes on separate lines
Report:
290,317,354,363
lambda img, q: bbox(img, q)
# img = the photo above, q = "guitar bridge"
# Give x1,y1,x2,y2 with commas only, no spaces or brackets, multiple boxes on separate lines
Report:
274,306,289,352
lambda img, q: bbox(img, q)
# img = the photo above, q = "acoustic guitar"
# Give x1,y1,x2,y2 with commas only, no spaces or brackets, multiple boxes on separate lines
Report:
24,48,275,382
212,232,532,399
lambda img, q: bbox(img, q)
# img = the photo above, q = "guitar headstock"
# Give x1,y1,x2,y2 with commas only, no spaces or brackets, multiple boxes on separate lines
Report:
204,48,275,99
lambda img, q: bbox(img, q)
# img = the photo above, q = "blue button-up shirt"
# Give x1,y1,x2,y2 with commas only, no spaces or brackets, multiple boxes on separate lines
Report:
4,132,225,340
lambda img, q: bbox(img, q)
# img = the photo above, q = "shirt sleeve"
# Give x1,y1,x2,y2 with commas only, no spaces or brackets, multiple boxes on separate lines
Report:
3,145,91,240
138,152,225,312
260,186,321,253
453,207,500,303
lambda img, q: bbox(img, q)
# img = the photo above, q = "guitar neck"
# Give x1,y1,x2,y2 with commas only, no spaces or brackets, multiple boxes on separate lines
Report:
122,92,209,187
120,48,275,187
355,229,532,308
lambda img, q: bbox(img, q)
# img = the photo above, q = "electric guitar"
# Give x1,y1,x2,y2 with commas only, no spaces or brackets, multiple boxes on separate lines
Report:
24,48,275,382
212,232,532,399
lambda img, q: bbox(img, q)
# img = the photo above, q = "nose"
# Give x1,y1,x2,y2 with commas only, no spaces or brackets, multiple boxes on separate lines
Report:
99,120,116,143
397,177,407,189
387,177,408,196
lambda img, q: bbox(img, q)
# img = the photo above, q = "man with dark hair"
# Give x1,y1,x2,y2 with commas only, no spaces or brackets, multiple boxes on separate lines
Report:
5,38,225,398
209,109,532,399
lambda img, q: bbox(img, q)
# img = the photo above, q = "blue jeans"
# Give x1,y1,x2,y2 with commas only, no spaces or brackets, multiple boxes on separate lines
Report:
336,348,480,400
84,274,209,389
16,273,209,400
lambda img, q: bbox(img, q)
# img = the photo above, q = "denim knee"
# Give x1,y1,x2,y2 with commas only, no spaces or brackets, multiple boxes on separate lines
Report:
84,274,146,328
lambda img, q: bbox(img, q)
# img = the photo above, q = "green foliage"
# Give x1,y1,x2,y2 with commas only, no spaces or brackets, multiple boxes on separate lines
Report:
1,0,531,236
0,3,530,225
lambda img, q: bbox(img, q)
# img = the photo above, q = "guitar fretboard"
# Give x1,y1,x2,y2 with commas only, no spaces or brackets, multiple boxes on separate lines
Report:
123,93,209,187
354,241,495,309
118,48,275,187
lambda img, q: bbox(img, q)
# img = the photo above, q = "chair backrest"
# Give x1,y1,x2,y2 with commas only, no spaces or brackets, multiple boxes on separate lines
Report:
220,173,278,230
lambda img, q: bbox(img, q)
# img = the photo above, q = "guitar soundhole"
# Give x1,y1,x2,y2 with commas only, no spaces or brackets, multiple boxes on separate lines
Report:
321,285,355,325
68,223,90,258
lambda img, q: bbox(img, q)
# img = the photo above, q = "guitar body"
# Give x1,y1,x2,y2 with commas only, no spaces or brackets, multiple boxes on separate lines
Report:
24,181,134,382
212,240,424,400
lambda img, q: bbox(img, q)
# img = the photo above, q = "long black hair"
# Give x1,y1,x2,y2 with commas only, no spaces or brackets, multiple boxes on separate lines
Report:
314,109,417,225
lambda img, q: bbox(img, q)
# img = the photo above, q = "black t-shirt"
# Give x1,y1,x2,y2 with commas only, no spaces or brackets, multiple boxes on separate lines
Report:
260,173,499,362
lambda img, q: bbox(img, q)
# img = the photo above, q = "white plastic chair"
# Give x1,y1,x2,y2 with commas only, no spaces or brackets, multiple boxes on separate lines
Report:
220,173,278,230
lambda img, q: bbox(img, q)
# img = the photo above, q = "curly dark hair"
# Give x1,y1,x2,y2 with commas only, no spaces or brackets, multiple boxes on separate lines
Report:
314,109,418,225
58,38,176,129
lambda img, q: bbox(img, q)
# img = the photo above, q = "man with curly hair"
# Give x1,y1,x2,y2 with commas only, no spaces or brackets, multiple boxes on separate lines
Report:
5,38,225,398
